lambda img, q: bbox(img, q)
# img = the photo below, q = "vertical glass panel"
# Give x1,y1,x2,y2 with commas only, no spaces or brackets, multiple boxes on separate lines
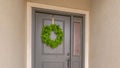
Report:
73,17,82,56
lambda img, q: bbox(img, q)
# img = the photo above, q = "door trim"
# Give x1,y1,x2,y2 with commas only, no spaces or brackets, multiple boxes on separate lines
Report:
27,2,89,68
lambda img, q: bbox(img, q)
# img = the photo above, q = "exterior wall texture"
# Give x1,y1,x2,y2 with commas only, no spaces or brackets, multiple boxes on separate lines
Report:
0,0,90,68
0,0,26,68
28,0,90,11
90,0,120,68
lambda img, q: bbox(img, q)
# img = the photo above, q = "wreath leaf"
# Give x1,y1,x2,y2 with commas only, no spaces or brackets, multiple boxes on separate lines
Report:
41,24,64,49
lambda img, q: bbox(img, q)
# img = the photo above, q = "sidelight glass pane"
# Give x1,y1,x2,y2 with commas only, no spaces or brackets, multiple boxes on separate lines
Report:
73,17,82,56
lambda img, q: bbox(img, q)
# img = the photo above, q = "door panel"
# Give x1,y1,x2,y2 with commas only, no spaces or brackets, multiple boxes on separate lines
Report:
43,19,64,55
35,13,70,68
43,62,64,68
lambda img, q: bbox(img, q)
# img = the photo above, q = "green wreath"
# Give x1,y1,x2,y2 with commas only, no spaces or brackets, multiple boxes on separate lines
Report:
41,24,64,48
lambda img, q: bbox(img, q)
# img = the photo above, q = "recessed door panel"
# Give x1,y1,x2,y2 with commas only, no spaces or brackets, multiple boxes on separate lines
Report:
43,62,64,68
43,19,64,55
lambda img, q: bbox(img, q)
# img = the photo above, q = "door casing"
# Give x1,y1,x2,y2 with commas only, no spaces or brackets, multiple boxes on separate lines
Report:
27,2,89,68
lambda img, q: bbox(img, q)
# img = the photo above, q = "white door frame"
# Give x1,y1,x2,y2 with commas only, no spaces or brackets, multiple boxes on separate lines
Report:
27,2,89,68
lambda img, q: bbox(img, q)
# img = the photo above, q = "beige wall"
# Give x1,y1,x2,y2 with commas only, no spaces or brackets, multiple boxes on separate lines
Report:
28,0,90,11
90,0,120,68
0,0,26,68
0,0,90,68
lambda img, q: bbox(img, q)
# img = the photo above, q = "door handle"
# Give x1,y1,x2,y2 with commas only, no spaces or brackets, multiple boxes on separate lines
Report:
67,58,70,68
67,53,70,56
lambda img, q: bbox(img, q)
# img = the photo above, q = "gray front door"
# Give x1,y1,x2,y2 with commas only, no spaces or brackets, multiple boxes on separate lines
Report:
34,13,83,68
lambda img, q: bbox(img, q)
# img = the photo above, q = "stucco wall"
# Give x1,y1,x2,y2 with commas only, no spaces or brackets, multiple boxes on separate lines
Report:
0,0,25,68
90,0,120,68
28,0,90,11
0,0,90,68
